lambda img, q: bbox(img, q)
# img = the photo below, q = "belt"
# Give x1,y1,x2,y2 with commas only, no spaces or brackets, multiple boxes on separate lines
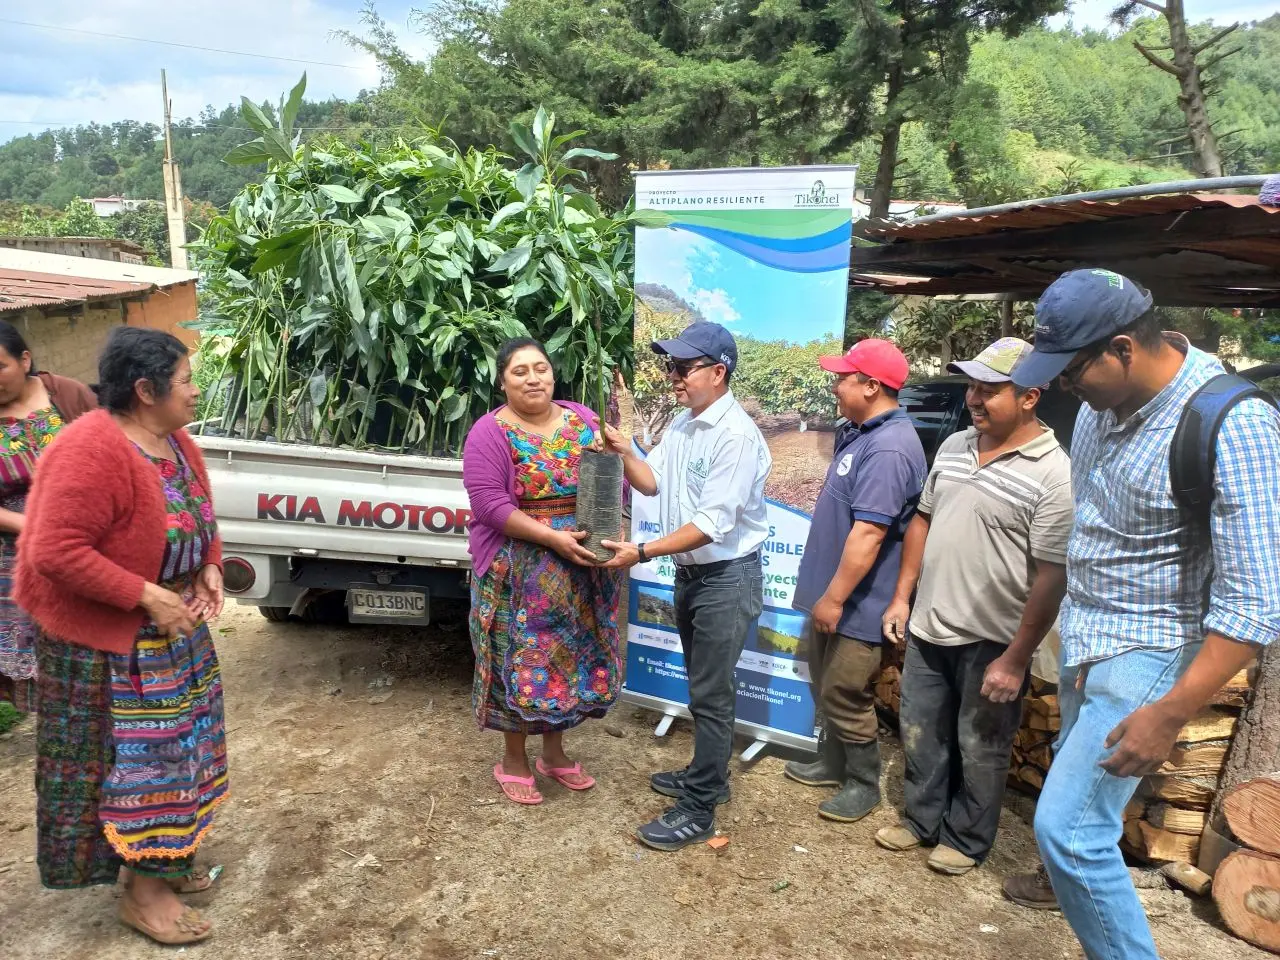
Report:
674,551,760,581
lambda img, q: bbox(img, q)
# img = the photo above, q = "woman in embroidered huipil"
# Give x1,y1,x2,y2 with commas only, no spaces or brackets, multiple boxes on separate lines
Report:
17,328,227,947
0,322,96,711
462,338,623,805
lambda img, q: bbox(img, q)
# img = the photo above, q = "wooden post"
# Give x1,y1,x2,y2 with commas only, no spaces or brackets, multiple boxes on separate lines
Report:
160,70,188,270
1001,299,1015,338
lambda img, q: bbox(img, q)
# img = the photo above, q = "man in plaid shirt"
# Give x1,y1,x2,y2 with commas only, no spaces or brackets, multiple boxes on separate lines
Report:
1002,269,1280,960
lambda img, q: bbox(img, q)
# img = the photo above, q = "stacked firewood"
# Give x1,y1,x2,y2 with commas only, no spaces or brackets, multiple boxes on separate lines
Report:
1009,677,1059,791
999,671,1250,867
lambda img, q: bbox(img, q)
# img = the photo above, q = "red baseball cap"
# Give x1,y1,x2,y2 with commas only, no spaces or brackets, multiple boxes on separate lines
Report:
818,339,909,390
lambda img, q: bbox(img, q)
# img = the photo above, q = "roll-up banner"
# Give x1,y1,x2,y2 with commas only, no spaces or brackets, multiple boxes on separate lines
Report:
623,166,858,751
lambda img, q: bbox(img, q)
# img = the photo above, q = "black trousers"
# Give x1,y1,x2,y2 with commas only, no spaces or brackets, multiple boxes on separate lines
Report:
898,635,1025,862
672,553,763,817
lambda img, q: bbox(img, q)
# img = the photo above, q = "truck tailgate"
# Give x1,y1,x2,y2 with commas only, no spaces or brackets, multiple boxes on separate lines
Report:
194,436,470,567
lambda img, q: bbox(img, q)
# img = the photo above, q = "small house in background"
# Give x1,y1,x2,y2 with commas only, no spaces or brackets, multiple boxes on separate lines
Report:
0,235,147,265
0,249,198,384
88,196,145,217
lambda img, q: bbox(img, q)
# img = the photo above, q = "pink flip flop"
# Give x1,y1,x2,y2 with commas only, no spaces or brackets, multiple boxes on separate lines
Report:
493,764,543,805
535,757,596,791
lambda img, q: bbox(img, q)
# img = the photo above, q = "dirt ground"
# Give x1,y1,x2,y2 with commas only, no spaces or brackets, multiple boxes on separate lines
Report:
0,605,1267,960
763,429,835,514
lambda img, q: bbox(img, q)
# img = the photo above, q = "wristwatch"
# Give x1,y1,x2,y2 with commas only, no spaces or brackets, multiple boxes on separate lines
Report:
637,543,648,564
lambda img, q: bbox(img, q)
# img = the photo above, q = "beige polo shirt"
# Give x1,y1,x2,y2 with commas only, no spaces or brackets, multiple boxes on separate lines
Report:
909,426,1073,647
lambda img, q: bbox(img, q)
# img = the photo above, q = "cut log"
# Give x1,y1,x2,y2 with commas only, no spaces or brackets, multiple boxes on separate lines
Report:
1027,712,1062,733
1177,708,1238,744
1137,820,1201,863
1125,797,1147,821
1152,775,1218,809
1213,849,1280,953
1209,643,1280,862
1028,694,1059,717
1163,860,1213,897
1222,775,1280,858
1159,741,1229,778
1212,668,1254,709
1148,802,1208,836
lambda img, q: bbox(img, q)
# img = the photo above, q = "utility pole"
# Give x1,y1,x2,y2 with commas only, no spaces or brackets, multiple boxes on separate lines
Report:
160,70,188,269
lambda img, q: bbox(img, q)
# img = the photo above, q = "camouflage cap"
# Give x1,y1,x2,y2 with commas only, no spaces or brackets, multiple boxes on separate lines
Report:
947,337,1033,383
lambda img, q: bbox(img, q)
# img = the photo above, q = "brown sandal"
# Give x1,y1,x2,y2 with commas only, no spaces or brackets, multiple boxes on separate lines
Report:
169,864,221,894
119,896,213,946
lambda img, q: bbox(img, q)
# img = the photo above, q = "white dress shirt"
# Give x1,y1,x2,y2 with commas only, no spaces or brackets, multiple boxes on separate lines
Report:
645,390,772,566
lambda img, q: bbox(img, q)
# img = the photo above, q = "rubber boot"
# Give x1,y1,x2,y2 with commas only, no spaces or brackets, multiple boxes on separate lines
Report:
783,726,844,787
818,739,882,823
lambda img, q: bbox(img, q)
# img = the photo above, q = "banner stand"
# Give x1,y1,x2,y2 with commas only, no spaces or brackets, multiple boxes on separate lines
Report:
623,164,858,757
621,689,825,756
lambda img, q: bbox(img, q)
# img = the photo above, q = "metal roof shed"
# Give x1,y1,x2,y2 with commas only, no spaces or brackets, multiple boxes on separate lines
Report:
850,176,1280,307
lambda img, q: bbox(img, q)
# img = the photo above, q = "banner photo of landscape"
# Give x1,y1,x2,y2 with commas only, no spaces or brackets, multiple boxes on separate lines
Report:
623,165,857,751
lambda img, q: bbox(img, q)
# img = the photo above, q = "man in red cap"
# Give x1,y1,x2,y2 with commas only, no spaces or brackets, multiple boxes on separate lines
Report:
784,339,927,822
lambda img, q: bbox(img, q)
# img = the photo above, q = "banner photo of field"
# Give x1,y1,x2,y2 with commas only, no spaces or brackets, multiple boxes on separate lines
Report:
623,166,857,751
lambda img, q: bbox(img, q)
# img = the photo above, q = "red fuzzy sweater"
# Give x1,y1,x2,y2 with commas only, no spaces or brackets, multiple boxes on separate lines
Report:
15,409,223,655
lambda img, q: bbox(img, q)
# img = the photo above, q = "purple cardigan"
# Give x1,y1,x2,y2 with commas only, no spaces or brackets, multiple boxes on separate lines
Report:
462,401,603,578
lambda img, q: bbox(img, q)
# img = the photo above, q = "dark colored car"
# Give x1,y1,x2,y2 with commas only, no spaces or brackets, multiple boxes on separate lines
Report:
839,362,1280,466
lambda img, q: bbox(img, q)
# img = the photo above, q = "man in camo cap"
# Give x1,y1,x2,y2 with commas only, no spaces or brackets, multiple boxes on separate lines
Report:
876,336,1072,876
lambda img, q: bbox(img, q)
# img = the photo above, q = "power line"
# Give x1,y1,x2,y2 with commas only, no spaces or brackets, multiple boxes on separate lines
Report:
0,17,368,70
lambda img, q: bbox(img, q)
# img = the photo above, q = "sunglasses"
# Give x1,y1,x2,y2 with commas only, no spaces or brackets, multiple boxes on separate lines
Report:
664,359,718,379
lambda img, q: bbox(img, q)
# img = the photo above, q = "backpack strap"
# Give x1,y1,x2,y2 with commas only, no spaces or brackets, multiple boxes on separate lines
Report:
1170,373,1278,519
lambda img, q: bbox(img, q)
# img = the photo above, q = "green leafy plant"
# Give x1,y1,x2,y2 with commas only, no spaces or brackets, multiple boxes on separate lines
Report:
192,77,648,455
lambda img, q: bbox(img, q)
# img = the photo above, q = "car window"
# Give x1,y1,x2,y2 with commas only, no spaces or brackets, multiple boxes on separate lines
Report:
899,382,966,463
1036,387,1082,454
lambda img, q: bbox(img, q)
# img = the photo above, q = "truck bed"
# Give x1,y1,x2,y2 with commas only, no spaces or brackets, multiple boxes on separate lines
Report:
194,435,471,568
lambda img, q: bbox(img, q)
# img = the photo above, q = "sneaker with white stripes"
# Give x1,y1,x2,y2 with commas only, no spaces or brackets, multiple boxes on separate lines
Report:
635,808,716,852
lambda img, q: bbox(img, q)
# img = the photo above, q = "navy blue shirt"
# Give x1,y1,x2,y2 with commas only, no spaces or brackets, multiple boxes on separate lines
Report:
794,409,927,643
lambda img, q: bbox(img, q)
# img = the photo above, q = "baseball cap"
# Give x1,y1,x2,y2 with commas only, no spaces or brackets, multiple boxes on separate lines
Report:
947,337,1032,383
818,338,909,391
651,321,737,374
1011,269,1154,388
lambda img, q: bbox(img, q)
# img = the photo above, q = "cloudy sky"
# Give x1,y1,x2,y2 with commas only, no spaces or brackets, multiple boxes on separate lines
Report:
0,1,428,144
1,0,1275,146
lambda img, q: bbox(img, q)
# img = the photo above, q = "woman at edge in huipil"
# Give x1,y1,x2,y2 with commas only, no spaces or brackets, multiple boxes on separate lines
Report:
0,321,97,710
462,337,623,805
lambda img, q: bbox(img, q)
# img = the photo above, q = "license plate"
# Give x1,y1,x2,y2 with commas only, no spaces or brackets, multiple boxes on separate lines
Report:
346,585,430,625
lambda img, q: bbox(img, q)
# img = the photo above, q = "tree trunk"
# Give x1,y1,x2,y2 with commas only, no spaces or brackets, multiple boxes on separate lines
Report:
1213,849,1280,952
1165,0,1224,179
1223,776,1280,857
1210,644,1280,833
869,62,905,221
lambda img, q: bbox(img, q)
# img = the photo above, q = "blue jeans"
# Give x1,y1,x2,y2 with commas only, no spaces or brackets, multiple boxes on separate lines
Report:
1034,643,1201,960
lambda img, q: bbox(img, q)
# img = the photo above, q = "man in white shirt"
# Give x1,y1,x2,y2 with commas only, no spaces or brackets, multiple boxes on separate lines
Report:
602,321,772,851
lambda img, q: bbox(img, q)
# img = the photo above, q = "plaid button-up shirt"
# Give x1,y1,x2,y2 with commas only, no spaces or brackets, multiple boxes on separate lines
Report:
1059,338,1280,668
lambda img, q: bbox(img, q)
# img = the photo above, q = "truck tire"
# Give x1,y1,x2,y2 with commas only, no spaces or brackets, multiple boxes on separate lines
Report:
258,606,293,622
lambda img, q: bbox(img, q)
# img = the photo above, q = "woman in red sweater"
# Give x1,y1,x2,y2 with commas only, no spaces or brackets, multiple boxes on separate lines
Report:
17,327,227,947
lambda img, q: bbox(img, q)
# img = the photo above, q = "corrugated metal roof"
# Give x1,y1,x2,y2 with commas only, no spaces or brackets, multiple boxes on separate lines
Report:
851,191,1280,307
857,193,1273,241
0,269,155,314
0,248,197,287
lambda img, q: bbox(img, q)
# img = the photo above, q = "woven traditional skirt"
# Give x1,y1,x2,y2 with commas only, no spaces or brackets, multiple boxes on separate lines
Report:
35,607,228,888
469,495,623,734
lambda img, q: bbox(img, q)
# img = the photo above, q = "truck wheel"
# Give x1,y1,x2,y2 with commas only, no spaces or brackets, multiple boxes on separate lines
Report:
258,606,293,622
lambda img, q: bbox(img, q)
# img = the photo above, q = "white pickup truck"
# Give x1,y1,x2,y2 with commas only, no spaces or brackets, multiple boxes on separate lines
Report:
193,435,472,625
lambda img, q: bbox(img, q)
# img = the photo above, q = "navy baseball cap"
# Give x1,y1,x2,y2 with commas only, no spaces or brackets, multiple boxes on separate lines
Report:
1011,269,1154,388
651,321,738,374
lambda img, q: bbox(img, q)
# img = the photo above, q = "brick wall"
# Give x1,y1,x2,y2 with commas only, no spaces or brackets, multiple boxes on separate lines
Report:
15,303,125,384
